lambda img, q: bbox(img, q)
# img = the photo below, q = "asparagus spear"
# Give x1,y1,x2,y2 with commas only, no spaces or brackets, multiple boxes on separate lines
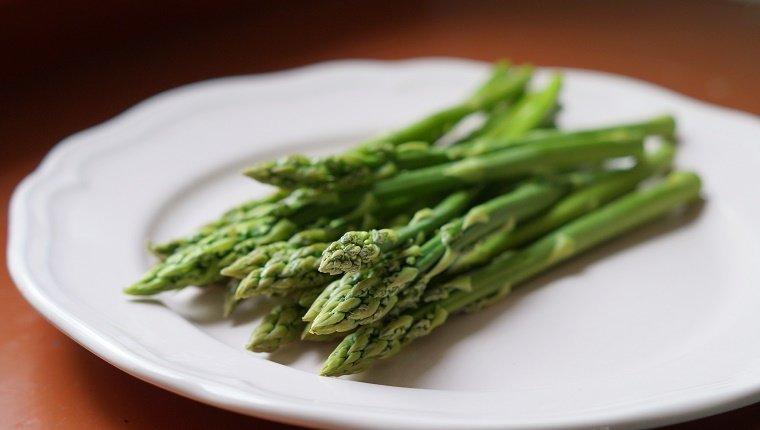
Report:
129,180,421,296
222,191,450,298
220,216,369,281
157,114,667,263
247,303,303,352
235,242,333,298
220,241,294,280
319,189,479,275
377,61,526,144
128,134,641,296
243,192,474,336
445,114,674,160
231,201,457,339
293,115,671,174
328,115,671,172
235,143,675,332
127,218,301,295
371,132,644,197
318,131,647,277
306,180,568,335
320,171,702,376
149,189,291,259
150,166,440,263
431,71,561,146
125,191,363,295
243,63,532,191
480,73,562,139
246,287,323,352
446,141,676,273
235,189,476,299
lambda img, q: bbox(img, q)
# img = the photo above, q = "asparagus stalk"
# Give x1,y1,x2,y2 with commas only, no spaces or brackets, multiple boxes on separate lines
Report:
343,115,667,173
446,142,676,273
316,132,647,276
127,128,642,296
235,242,333,299
247,303,304,352
130,179,425,296
125,191,364,295
220,215,368,281
446,114,674,159
320,171,702,376
306,180,568,335
151,116,674,288
319,189,478,275
220,241,294,280
150,165,444,263
222,190,451,299
149,189,291,259
377,61,527,144
372,133,644,198
125,131,643,295
220,279,242,317
162,115,663,272
243,63,532,191
128,218,299,295
480,73,562,139
292,115,670,173
246,287,323,352
223,243,331,321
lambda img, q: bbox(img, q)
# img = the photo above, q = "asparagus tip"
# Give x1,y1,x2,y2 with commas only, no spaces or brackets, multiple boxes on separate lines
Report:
318,229,397,275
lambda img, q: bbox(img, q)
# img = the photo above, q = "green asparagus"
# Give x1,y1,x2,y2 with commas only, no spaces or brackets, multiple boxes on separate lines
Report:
246,287,324,352
128,134,642,296
446,141,676,273
123,60,705,381
307,180,568,335
247,303,303,352
149,189,291,259
481,73,562,139
125,190,360,295
371,133,644,198
321,171,702,376
235,242,332,298
319,189,479,275
222,191,450,301
243,63,532,191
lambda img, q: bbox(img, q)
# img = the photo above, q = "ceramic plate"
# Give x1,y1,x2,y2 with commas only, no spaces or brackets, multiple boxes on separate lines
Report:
8,59,760,429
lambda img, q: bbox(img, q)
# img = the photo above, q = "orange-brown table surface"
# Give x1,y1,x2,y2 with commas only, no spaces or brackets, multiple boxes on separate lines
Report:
2,1,759,428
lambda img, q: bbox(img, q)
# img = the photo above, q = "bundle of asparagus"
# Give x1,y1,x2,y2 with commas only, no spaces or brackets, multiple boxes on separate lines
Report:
125,62,702,377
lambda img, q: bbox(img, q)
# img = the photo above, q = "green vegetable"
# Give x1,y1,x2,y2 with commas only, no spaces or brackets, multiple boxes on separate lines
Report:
222,192,454,302
447,141,676,273
319,189,478,275
235,242,333,299
320,171,702,376
125,61,703,380
481,73,562,139
243,62,532,191
148,189,290,259
306,180,567,335
246,287,323,352
372,133,644,197
128,133,641,296
247,302,304,353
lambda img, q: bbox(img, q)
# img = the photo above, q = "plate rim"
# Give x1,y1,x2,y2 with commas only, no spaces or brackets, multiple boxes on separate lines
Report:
8,57,760,429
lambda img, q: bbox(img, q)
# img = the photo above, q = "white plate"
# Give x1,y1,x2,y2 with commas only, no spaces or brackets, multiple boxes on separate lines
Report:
8,59,760,429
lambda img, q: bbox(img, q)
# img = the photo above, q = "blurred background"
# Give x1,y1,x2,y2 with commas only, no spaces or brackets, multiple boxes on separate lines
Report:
2,1,759,429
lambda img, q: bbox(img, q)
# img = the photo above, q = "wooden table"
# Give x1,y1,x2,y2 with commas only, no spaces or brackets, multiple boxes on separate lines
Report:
2,1,759,428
